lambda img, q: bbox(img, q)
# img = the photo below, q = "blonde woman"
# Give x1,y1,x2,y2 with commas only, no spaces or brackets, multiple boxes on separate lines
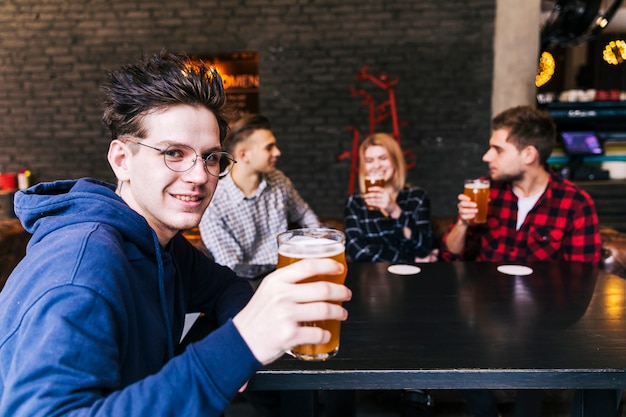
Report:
344,133,435,262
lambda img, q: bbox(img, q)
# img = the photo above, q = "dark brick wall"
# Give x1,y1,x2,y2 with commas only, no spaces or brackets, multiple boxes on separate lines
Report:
0,0,495,219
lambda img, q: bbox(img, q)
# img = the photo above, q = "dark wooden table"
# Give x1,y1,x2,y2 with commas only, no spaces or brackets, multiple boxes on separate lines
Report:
248,261,626,392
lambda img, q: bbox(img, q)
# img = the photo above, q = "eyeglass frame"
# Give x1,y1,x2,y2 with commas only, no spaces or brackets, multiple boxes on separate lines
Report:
121,137,236,178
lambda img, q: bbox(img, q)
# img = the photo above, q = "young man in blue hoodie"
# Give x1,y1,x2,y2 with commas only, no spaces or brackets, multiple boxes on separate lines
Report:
0,51,351,417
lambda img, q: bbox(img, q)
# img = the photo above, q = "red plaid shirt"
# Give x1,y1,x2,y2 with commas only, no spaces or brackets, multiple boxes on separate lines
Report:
441,171,601,264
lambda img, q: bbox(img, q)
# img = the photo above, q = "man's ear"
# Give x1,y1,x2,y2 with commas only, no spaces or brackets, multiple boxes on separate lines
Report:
108,139,131,181
521,145,538,165
235,145,249,163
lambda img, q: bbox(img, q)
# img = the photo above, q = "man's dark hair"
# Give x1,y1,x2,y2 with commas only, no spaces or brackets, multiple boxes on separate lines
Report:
491,105,556,165
101,51,229,144
223,114,271,154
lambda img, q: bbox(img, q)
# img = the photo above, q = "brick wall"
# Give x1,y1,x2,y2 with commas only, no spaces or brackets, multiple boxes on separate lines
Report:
0,0,495,219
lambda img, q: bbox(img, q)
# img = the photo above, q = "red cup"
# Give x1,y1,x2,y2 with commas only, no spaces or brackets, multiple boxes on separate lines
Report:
595,90,609,101
0,173,18,191
610,90,621,101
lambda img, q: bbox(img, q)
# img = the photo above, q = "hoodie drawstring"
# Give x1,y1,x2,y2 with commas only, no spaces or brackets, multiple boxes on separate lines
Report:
152,232,174,360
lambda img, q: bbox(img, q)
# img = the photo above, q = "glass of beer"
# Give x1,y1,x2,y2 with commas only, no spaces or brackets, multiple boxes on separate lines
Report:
364,172,385,210
276,228,348,361
464,179,490,224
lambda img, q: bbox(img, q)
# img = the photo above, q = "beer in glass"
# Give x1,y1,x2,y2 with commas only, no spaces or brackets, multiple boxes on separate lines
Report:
364,173,384,210
464,179,490,224
276,228,347,361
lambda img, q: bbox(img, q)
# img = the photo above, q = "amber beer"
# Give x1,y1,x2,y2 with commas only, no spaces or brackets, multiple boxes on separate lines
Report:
364,174,385,210
276,228,347,361
464,179,490,224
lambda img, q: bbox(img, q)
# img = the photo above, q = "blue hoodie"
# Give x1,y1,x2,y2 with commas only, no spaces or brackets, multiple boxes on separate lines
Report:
0,178,260,416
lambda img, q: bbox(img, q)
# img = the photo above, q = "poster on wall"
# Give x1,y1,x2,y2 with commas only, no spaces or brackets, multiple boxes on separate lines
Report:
190,52,259,117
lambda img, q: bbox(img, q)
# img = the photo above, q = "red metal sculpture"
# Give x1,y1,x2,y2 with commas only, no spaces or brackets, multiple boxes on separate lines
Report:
342,66,415,195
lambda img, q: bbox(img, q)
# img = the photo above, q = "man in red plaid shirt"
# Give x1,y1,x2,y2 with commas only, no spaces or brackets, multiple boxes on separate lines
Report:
441,105,601,264
441,105,614,417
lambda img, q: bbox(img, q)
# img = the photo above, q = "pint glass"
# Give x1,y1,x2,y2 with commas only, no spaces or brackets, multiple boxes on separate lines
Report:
464,179,490,224
276,228,347,361
364,173,385,210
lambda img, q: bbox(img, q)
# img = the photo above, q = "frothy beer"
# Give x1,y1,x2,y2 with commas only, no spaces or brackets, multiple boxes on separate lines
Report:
464,179,490,224
277,229,347,361
364,175,385,210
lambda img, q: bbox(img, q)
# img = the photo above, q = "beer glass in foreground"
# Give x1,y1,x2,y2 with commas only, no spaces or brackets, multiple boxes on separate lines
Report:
464,179,490,224
276,228,347,361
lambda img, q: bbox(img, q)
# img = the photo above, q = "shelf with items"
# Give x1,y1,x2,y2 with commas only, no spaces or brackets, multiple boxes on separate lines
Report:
538,100,626,135
574,180,626,232
547,154,626,165
547,135,626,180
547,151,626,182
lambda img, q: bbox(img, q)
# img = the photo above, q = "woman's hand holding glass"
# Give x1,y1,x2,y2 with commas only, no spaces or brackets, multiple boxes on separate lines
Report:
364,186,401,218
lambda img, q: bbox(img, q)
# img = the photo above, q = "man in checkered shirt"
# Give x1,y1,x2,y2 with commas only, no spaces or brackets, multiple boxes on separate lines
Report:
199,114,320,269
442,105,601,264
442,105,612,417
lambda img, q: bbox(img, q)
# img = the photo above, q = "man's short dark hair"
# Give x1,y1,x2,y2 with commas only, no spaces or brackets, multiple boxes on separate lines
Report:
101,51,229,145
491,105,556,165
224,114,271,154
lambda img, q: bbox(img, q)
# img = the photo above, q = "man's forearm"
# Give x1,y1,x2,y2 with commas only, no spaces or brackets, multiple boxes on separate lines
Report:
443,219,469,255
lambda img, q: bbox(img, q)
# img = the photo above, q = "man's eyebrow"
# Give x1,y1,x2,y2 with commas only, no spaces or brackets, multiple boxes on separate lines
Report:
160,140,224,153
202,147,225,154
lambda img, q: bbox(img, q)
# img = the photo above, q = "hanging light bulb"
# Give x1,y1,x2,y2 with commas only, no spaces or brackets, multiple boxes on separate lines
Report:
603,40,626,65
536,51,555,88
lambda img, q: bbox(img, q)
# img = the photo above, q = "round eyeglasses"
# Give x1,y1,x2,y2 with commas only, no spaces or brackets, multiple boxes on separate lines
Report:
123,138,236,178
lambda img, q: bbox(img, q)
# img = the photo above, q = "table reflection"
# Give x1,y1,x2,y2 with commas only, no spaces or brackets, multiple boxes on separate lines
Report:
353,262,407,315
342,261,601,367
453,262,598,353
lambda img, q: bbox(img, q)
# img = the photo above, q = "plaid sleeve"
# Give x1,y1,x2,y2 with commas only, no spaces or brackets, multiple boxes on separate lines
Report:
395,188,433,258
344,195,402,262
279,172,320,228
199,198,244,269
561,190,601,264
440,220,484,262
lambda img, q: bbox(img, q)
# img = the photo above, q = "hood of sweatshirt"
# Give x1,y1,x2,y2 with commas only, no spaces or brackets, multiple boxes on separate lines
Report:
15,178,155,255
13,178,177,358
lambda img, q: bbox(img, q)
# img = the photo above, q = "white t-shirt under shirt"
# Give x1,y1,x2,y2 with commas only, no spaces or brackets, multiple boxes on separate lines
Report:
513,189,543,230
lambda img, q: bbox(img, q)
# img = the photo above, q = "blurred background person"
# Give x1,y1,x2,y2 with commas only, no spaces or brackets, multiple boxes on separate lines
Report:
344,132,435,263
199,114,320,269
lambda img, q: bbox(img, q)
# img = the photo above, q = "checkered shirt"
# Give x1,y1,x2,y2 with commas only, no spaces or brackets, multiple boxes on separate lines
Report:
441,171,601,263
199,169,320,268
343,187,434,262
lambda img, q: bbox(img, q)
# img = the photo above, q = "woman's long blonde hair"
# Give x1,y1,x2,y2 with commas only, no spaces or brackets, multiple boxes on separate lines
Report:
358,133,406,194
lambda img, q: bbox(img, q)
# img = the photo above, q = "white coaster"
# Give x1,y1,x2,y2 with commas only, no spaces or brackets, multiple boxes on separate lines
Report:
497,265,533,276
387,264,421,275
